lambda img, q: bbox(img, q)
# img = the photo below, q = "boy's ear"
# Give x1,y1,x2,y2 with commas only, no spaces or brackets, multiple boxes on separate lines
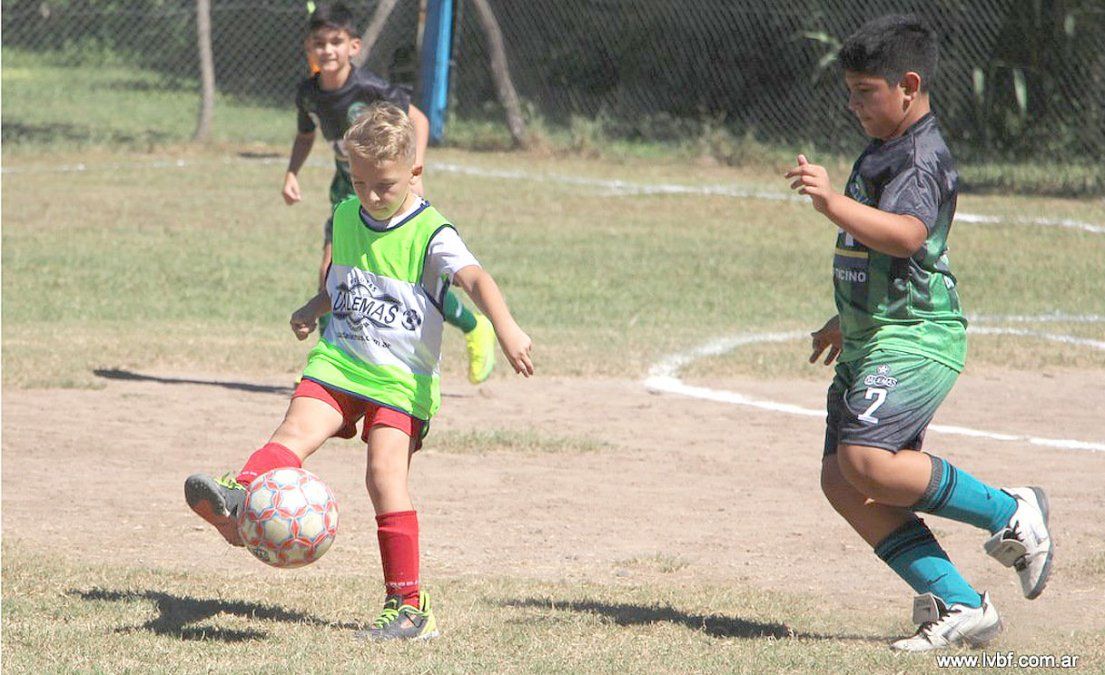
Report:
349,36,362,55
411,163,424,179
901,71,923,97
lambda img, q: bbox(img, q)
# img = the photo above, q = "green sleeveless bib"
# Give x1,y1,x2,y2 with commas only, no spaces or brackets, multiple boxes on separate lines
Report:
302,197,452,420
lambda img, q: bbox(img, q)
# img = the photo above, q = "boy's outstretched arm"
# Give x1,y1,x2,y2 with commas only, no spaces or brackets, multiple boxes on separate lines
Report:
283,131,316,205
786,155,926,257
290,290,331,341
407,104,430,196
452,266,534,377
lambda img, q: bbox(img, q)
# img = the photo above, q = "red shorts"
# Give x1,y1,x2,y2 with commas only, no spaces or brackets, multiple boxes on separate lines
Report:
294,379,426,450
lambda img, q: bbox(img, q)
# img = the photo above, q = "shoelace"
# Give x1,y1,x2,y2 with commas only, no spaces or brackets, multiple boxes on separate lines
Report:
918,607,963,639
215,473,243,490
372,605,401,629
1007,520,1033,570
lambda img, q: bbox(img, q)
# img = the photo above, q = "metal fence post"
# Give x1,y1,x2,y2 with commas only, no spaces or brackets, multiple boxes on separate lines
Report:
418,0,453,144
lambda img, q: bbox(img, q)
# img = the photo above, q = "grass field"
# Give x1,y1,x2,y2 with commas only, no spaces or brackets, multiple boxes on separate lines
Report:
4,50,1105,673
3,145,1103,389
8,538,1105,674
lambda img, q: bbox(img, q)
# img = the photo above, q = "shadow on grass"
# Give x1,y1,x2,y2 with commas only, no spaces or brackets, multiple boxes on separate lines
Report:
505,598,884,643
70,588,359,642
102,78,192,93
1,121,173,147
238,150,283,160
93,368,468,399
93,368,292,395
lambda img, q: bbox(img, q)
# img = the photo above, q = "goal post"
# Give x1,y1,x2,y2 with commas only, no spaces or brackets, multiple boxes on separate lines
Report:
418,0,453,144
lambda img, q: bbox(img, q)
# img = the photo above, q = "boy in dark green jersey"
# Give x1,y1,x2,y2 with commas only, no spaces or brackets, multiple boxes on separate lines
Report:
284,2,497,384
786,14,1053,652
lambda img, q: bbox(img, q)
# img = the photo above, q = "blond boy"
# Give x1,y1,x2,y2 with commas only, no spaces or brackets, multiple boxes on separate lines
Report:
188,102,534,641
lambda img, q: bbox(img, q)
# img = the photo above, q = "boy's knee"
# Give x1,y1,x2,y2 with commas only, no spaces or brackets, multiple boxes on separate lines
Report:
275,416,311,444
365,455,405,490
836,444,892,488
820,456,851,505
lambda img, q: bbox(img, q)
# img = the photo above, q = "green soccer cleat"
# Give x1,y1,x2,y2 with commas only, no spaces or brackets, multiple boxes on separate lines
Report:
355,591,439,642
184,473,247,547
464,314,496,384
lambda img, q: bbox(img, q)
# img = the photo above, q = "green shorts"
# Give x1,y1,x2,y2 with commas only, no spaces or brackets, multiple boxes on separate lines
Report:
323,167,356,245
823,350,959,456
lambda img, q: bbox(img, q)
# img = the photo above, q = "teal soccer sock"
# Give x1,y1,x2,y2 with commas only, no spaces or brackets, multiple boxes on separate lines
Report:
874,518,982,608
913,455,1018,534
442,290,477,333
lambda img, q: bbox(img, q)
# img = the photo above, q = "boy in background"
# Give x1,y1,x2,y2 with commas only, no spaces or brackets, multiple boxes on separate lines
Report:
286,1,497,384
787,15,1053,651
188,103,534,640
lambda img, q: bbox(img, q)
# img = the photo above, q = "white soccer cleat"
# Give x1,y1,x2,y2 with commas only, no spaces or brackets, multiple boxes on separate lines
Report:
984,486,1053,599
890,592,1002,652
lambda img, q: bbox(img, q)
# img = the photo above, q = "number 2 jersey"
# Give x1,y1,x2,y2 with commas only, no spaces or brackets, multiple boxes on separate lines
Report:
834,112,968,371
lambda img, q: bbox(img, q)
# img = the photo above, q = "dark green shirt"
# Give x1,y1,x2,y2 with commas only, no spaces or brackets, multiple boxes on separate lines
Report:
295,66,412,206
834,113,968,371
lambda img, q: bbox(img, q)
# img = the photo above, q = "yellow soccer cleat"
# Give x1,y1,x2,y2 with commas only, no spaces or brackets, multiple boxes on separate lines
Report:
464,314,496,384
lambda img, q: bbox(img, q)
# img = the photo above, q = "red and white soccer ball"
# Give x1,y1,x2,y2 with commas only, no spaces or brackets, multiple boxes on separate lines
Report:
238,467,339,569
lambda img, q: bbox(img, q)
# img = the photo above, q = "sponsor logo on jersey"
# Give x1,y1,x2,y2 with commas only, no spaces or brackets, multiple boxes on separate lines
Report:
834,268,867,283
864,364,898,388
332,274,422,332
834,241,868,284
347,101,370,124
846,178,873,205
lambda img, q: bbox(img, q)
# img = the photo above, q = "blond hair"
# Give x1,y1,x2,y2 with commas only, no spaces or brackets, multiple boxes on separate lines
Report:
343,102,417,164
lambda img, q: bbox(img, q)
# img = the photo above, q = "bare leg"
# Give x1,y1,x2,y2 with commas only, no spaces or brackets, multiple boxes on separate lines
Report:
366,426,418,597
837,444,932,507
365,424,417,514
823,450,992,625
268,396,344,462
821,454,913,546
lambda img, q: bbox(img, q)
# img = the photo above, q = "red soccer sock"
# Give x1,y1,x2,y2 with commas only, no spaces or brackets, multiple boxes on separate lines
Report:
376,510,420,607
235,442,302,488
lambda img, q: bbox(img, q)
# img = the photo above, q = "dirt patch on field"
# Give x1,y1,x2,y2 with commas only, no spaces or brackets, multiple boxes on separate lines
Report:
4,369,1103,645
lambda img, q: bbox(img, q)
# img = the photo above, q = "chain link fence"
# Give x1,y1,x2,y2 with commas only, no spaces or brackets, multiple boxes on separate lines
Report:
3,0,1103,163
453,0,1105,161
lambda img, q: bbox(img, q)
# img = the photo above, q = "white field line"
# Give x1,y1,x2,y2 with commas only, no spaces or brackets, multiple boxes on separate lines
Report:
968,326,1105,351
3,156,1102,234
644,323,1105,453
432,163,1105,234
970,313,1105,324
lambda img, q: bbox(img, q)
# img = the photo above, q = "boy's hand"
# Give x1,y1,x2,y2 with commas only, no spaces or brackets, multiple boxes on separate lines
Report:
786,154,835,214
497,324,535,377
290,305,317,341
282,172,302,205
809,315,842,366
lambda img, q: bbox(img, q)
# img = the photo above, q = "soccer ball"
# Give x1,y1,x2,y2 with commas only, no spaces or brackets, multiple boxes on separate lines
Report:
238,467,339,568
